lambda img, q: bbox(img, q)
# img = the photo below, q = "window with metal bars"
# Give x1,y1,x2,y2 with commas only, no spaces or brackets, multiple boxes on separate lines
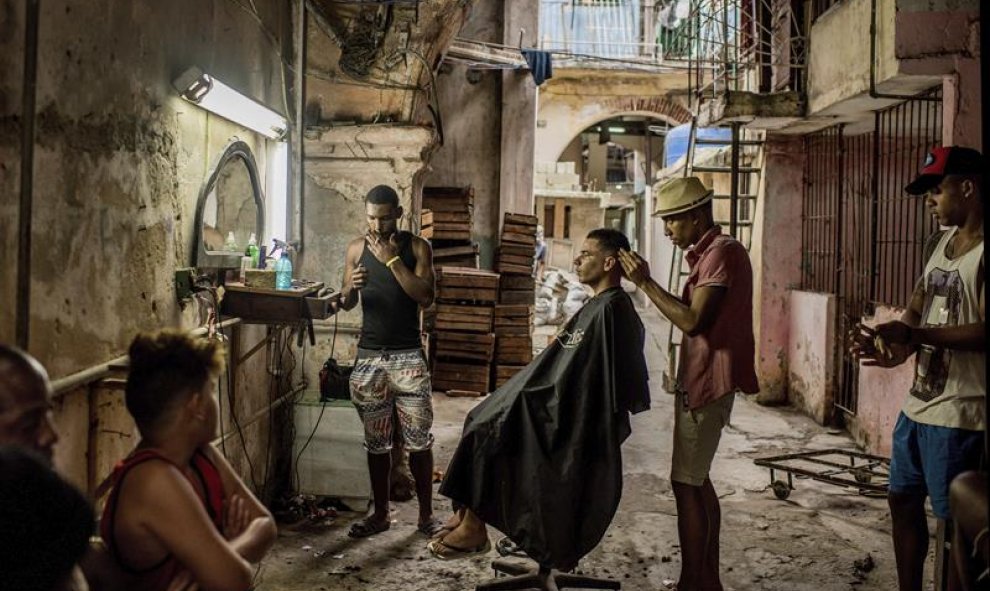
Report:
799,87,943,415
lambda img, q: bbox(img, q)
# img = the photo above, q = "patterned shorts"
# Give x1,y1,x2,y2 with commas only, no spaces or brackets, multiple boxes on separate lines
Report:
349,348,434,454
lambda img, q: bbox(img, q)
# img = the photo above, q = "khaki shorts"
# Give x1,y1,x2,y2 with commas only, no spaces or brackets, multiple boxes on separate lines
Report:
671,392,735,486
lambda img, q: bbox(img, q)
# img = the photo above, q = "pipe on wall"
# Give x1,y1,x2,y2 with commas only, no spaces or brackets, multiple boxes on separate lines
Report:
291,0,307,253
868,0,941,103
16,0,41,349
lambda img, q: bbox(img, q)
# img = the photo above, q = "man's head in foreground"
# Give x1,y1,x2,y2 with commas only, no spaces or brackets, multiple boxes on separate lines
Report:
0,345,58,462
0,445,93,591
574,228,631,294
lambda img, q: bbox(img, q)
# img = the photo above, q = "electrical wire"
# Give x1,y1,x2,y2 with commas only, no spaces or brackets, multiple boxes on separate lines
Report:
292,313,338,492
219,321,261,492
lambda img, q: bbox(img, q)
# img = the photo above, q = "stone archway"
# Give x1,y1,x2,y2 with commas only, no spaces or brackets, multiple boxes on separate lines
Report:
536,95,691,164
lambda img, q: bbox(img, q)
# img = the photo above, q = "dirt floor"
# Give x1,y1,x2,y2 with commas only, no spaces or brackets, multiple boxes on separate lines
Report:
257,305,933,590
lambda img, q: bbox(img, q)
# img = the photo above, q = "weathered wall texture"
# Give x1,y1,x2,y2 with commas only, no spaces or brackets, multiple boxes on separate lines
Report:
750,139,804,404
787,291,836,425
534,196,603,247
1,0,294,495
848,305,916,455
806,0,978,134
498,0,540,224
0,0,24,343
423,0,503,268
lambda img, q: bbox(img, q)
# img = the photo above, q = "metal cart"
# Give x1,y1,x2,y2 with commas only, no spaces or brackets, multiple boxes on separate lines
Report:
753,449,891,500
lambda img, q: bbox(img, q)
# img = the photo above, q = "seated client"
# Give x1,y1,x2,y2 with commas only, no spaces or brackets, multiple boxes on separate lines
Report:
429,228,651,572
100,330,276,591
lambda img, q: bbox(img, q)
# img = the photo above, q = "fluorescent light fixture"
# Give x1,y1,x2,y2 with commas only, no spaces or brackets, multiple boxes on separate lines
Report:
608,126,626,134
174,66,288,140
267,141,289,244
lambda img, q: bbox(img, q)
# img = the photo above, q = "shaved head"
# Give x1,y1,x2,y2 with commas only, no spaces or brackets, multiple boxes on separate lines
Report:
0,346,57,461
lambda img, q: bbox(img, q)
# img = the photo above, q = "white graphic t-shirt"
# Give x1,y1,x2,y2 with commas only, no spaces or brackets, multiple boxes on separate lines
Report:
903,228,985,431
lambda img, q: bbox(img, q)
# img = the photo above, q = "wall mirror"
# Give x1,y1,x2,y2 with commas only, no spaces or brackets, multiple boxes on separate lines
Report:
193,140,265,269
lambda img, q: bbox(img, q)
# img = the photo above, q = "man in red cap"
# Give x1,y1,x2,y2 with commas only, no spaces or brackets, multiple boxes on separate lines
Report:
849,146,985,591
618,176,759,591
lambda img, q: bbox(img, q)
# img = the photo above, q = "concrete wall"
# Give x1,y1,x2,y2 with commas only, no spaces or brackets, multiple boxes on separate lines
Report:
750,139,805,404
847,305,916,455
0,0,295,496
499,0,540,224
535,196,603,247
806,0,979,142
423,1,503,268
787,291,836,425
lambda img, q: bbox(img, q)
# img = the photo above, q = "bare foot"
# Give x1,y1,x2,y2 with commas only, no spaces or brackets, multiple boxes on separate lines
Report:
441,520,488,550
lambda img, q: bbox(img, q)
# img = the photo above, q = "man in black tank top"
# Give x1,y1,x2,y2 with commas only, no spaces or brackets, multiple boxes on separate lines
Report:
337,185,442,539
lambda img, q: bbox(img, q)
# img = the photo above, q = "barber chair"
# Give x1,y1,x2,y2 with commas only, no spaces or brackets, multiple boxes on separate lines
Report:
475,537,620,591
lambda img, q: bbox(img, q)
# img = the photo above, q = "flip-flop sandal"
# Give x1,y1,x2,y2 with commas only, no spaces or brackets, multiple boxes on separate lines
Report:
426,537,492,560
416,517,448,538
347,517,391,538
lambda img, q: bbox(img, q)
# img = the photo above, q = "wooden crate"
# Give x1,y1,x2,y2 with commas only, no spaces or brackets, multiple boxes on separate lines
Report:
433,360,490,393
496,335,533,365
499,243,536,258
438,267,500,304
496,262,535,276
494,304,532,337
499,289,535,305
436,304,494,333
501,274,536,290
501,231,537,247
502,222,537,237
503,212,538,227
435,331,495,363
494,365,527,388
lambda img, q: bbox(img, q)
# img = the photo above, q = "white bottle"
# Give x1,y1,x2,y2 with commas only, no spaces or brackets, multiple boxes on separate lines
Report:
224,231,238,251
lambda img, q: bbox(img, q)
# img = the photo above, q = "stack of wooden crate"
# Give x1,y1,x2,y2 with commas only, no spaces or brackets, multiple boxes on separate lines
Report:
491,212,538,388
431,267,499,395
493,304,534,388
496,213,538,304
422,186,479,269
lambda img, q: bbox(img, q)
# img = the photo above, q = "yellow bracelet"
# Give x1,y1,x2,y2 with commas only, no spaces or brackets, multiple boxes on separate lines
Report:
385,256,401,269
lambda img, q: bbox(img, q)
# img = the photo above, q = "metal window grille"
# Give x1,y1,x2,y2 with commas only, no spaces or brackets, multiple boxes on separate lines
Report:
800,126,842,294
800,87,942,416
873,88,943,306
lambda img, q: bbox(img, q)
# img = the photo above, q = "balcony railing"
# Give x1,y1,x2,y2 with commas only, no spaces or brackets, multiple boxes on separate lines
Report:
682,0,807,108
538,0,699,65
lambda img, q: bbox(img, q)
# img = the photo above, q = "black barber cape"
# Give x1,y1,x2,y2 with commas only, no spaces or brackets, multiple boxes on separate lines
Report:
439,286,650,569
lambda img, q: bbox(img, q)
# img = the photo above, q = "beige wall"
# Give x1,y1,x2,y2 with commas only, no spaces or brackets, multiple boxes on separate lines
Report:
0,0,298,496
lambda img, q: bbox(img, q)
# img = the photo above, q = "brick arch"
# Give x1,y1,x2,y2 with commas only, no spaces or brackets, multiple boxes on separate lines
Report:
600,96,692,125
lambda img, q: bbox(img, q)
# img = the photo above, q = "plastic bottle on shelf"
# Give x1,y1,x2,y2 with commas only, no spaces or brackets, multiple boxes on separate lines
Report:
274,252,293,290
224,231,238,251
246,233,260,267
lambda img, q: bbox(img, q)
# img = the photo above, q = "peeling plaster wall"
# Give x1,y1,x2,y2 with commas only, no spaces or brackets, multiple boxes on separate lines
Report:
1,0,294,496
750,139,804,404
0,0,24,343
787,291,836,425
423,0,503,268
848,305,916,455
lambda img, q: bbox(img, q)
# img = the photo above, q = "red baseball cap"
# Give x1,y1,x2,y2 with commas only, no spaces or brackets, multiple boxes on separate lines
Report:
904,146,984,195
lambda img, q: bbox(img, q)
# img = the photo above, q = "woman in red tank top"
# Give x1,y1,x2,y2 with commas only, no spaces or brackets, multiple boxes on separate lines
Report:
99,331,276,591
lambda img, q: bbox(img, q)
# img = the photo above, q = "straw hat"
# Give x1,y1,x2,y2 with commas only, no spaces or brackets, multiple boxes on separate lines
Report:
655,177,714,217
